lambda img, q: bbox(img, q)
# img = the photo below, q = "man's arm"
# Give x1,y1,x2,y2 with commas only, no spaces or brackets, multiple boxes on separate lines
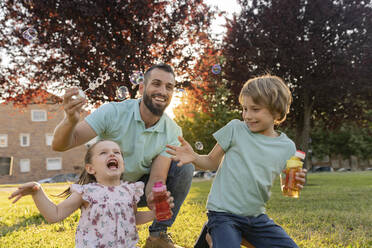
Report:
52,120,96,151
145,155,171,198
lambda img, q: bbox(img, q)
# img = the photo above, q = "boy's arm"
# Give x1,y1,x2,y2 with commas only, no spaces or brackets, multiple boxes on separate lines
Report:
9,182,83,223
166,136,225,171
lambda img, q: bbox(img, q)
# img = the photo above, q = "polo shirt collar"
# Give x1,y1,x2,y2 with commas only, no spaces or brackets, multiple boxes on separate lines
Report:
134,98,165,133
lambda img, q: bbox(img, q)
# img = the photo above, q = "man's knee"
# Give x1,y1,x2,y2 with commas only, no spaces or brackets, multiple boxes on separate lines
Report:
180,163,194,179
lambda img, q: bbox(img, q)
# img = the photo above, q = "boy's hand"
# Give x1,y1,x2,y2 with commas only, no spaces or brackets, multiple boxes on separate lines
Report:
295,168,308,189
146,191,174,210
166,136,196,166
8,182,41,204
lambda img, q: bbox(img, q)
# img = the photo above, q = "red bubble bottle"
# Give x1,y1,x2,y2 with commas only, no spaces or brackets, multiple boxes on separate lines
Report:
152,181,172,221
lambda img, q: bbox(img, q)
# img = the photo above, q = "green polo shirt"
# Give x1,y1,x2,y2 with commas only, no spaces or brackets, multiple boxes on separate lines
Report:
85,99,182,182
207,119,296,216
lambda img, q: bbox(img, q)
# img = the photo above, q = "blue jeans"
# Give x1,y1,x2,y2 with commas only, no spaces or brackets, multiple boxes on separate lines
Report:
137,160,194,234
203,211,298,248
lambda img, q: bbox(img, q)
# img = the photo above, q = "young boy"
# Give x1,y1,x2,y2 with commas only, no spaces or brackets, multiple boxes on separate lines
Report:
166,75,307,248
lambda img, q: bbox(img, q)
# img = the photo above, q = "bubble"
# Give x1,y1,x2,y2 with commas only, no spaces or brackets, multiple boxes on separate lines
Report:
195,141,203,150
116,86,130,100
22,27,38,42
96,77,104,86
211,64,221,75
130,71,144,85
102,74,110,81
89,82,96,90
136,75,145,84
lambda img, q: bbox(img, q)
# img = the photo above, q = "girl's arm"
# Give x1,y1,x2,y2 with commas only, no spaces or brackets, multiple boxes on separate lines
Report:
166,136,225,171
9,182,83,223
134,203,155,225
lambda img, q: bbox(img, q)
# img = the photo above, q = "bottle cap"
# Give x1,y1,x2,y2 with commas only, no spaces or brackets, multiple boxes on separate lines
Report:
153,181,166,192
295,150,306,160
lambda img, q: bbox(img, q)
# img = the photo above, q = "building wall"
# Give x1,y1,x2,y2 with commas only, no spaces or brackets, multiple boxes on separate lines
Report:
0,103,88,184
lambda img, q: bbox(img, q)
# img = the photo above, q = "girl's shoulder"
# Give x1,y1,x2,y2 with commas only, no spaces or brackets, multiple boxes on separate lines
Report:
70,183,105,194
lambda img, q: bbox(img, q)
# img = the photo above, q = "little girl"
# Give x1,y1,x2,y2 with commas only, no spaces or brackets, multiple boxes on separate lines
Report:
9,140,173,248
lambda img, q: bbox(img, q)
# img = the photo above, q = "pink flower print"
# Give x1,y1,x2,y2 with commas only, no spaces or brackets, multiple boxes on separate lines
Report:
95,228,103,239
108,186,115,192
121,210,127,220
129,217,135,224
92,213,100,225
123,185,130,193
106,210,114,221
119,237,126,245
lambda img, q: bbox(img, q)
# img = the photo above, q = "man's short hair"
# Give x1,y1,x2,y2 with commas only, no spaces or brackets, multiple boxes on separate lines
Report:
144,63,175,85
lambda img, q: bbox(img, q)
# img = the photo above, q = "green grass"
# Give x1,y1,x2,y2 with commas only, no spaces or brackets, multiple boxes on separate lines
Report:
1,172,372,248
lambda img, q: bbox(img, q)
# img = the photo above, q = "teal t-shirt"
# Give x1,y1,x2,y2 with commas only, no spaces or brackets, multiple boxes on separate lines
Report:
207,119,296,216
85,99,182,182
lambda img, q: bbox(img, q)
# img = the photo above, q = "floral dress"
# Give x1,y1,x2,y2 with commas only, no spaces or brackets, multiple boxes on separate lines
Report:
70,181,144,248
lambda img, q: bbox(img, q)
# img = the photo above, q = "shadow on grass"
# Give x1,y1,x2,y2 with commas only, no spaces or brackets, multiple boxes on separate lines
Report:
0,213,46,237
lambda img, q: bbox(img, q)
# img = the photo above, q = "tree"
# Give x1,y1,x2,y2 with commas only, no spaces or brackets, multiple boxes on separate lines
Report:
222,0,372,168
0,0,215,106
173,47,241,153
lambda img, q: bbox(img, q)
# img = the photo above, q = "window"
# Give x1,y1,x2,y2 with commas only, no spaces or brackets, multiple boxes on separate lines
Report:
0,134,7,147
20,133,30,147
45,133,53,146
31,109,47,122
0,156,13,176
46,157,62,170
20,159,30,172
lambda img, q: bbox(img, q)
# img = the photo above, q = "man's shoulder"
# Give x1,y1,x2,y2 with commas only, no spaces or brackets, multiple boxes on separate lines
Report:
99,99,137,113
162,113,181,128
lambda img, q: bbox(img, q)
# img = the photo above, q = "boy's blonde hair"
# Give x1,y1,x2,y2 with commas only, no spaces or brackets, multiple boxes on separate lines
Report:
239,75,292,124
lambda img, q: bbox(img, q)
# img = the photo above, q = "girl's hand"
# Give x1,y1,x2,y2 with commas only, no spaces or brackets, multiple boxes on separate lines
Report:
8,182,41,204
166,136,197,167
146,191,174,210
295,168,308,189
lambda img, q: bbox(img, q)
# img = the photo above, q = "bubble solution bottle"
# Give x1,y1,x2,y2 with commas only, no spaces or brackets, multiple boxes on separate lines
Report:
152,181,172,221
281,150,306,198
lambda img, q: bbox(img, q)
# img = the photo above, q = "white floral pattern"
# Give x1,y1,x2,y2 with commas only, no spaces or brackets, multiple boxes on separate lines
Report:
71,181,144,248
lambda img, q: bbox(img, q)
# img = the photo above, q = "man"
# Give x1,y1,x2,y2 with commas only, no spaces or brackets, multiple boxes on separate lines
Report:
52,64,194,248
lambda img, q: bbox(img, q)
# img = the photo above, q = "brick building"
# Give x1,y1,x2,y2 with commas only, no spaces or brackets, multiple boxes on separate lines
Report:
0,91,89,184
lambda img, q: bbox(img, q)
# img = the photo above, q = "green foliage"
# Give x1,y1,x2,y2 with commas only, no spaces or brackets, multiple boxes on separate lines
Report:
1,172,372,247
311,122,372,160
175,83,241,153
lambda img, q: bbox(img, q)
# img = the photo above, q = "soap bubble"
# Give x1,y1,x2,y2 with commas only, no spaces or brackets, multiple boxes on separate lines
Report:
22,27,38,42
96,77,104,86
195,141,203,150
89,82,96,90
130,71,144,85
116,86,130,100
211,64,221,75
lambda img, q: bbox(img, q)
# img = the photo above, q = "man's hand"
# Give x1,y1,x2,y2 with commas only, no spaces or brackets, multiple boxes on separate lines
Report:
63,87,86,124
146,191,174,210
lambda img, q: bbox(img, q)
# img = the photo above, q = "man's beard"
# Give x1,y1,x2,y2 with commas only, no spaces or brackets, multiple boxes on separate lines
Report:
143,90,169,116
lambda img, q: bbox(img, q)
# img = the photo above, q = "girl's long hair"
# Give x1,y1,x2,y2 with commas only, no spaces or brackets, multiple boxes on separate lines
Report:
57,140,122,198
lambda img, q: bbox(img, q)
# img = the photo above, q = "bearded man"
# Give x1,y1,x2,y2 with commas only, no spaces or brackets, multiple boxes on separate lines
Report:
52,64,193,248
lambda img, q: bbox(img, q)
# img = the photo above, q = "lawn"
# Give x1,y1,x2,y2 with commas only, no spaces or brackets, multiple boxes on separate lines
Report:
0,171,371,248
